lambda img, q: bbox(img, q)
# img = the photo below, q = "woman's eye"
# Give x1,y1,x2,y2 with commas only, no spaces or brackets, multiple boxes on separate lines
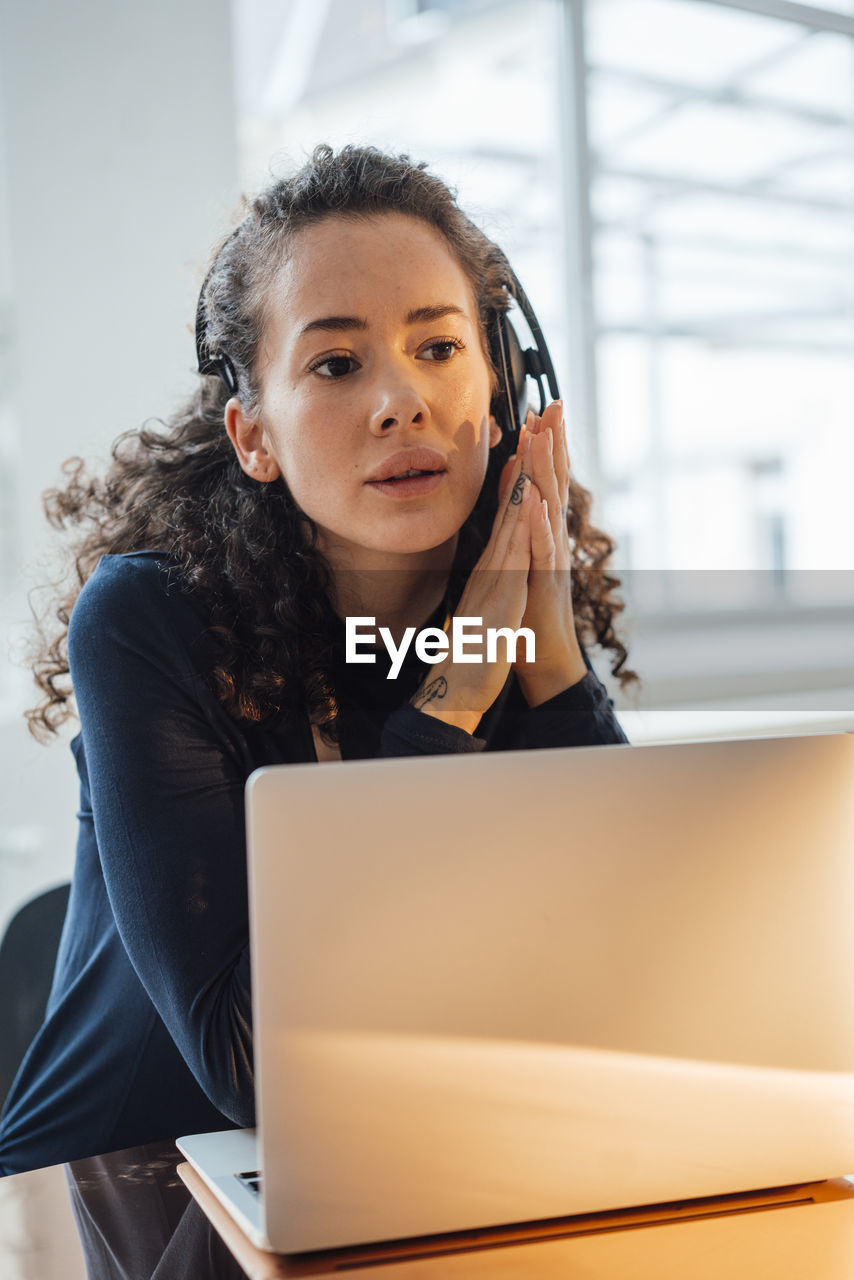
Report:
419,338,465,362
311,353,360,379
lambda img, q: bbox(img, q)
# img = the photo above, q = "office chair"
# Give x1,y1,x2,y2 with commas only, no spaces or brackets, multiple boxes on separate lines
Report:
0,883,70,1112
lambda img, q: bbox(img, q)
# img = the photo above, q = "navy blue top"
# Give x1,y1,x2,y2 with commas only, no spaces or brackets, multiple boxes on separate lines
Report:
0,552,627,1174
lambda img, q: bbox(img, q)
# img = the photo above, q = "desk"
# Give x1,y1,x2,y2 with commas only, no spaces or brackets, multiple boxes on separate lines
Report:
2,1140,854,1279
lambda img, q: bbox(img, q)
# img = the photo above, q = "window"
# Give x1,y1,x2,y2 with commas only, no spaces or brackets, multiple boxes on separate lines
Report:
234,0,854,735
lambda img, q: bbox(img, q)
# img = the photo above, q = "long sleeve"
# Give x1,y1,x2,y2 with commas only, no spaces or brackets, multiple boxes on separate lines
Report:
66,555,256,1126
379,663,628,756
512,667,629,749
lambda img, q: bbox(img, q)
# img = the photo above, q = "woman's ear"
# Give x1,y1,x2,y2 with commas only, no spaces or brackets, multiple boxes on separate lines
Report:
488,415,502,449
224,397,282,482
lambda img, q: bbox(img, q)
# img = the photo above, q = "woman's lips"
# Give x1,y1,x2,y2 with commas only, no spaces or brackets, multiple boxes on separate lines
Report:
366,471,446,499
364,447,448,483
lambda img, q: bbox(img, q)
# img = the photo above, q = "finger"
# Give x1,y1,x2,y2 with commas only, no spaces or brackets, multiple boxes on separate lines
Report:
527,426,561,532
530,495,555,569
458,477,531,627
499,451,523,505
489,453,522,547
476,459,525,571
539,400,561,433
513,419,531,481
536,402,567,492
520,412,539,471
536,401,572,522
545,401,569,504
490,473,531,568
519,410,541,472
498,453,516,497
561,432,570,493
502,480,535,573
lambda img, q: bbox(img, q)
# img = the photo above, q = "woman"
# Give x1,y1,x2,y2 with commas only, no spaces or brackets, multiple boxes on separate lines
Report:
0,144,632,1174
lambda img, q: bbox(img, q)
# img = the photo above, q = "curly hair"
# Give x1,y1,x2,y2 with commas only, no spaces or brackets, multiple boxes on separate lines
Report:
27,143,635,744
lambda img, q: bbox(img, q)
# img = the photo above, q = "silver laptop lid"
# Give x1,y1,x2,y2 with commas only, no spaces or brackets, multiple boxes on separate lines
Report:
246,734,854,1251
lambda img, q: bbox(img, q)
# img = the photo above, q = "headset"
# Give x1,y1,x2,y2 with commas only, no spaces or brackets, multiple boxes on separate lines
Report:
196,265,560,438
486,273,561,436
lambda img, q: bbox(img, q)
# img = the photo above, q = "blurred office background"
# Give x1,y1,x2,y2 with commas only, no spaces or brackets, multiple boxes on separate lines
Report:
1,0,853,927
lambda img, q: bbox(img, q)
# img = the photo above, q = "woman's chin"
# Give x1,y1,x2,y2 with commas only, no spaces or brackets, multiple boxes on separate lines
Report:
313,520,459,566
311,503,469,560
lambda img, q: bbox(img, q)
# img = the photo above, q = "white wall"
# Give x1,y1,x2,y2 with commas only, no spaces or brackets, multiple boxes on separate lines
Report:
0,0,239,933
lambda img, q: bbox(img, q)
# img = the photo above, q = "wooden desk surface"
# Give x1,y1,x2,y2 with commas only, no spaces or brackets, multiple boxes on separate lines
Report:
178,1160,854,1280
2,1140,853,1279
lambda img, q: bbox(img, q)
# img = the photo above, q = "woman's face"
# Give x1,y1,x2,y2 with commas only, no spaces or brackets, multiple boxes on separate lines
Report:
226,212,501,567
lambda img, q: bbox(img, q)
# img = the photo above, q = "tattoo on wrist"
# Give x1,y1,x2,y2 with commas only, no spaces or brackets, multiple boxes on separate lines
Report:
509,474,526,505
412,677,448,709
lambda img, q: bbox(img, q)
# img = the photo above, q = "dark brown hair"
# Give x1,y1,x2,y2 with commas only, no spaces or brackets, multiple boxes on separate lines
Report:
28,143,634,742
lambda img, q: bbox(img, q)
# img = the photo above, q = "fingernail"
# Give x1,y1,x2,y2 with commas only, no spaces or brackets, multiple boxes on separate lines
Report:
547,427,553,454
522,428,532,456
541,498,548,520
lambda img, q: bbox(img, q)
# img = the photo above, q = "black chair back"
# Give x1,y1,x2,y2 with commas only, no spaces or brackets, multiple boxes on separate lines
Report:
0,883,70,1112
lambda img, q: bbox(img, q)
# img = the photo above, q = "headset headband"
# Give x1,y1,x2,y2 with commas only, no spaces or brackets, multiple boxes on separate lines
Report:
195,268,239,396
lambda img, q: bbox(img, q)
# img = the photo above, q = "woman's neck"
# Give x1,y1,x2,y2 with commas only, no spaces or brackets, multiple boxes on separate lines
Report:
322,539,456,644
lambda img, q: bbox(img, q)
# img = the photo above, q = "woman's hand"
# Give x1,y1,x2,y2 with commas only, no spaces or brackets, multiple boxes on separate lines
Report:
507,400,587,706
411,453,539,735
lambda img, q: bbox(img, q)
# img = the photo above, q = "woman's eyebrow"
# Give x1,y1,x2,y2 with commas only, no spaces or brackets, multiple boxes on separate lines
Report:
299,315,367,337
298,303,467,338
406,303,467,324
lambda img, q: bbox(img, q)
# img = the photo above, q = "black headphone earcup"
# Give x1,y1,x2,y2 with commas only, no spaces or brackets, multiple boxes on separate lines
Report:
488,311,528,436
504,318,528,427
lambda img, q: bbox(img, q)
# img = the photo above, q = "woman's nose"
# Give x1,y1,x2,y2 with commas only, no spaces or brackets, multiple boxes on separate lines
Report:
367,365,430,435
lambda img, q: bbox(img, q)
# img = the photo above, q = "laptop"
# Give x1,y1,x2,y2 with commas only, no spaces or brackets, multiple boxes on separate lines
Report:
178,732,854,1253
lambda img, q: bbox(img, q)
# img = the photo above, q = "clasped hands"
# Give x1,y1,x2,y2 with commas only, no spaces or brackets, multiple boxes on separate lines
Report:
413,400,587,734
